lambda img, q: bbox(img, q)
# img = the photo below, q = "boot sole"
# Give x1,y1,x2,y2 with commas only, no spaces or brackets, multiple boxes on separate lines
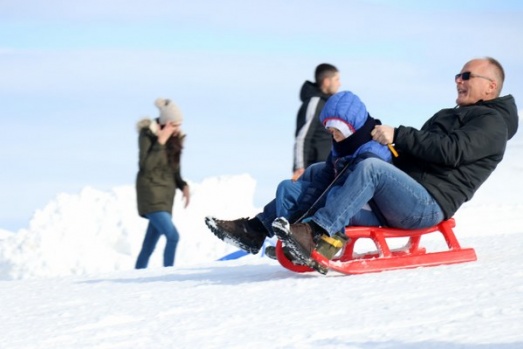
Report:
272,218,311,265
205,217,261,254
265,245,307,266
265,246,277,260
272,218,328,274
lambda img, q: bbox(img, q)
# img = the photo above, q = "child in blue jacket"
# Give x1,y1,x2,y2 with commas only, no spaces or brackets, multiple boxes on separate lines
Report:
205,91,393,255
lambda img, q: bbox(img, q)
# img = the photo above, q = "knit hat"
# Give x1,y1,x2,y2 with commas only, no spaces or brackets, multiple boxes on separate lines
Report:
155,98,183,125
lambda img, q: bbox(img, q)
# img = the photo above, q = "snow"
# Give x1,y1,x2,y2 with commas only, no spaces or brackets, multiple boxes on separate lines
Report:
0,132,522,348
0,174,260,280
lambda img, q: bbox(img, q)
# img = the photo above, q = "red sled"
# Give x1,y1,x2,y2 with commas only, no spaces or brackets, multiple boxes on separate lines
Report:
275,218,477,275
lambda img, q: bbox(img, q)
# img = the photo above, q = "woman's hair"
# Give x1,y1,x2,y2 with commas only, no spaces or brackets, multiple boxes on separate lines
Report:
165,135,184,170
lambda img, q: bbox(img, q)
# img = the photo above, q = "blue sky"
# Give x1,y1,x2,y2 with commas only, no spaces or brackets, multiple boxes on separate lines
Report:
1,0,522,231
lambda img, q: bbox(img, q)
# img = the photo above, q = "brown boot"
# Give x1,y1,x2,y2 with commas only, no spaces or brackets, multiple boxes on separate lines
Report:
205,216,267,254
272,217,322,265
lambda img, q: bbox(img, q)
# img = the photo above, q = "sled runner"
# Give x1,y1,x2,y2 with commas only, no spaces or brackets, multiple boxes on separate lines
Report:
275,218,477,275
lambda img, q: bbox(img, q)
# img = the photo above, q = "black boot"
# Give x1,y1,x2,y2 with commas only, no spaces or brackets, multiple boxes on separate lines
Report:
265,245,306,265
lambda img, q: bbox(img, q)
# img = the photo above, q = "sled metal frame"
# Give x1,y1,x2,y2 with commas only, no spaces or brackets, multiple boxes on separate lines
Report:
276,218,477,275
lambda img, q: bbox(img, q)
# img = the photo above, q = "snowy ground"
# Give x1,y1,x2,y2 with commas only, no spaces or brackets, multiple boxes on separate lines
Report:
0,131,522,348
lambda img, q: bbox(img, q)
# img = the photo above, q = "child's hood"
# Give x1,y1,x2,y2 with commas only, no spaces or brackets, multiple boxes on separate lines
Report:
319,91,369,132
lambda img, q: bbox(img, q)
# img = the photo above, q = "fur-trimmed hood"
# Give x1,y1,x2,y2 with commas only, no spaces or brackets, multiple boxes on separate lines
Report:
136,118,160,134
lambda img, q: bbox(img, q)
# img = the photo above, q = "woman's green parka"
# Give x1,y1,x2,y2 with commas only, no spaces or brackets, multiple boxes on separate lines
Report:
135,118,187,217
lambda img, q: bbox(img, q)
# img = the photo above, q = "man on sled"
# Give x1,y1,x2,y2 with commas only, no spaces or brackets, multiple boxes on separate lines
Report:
205,57,519,273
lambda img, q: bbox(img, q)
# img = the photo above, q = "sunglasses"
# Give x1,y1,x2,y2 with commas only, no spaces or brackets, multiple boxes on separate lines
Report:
455,71,494,82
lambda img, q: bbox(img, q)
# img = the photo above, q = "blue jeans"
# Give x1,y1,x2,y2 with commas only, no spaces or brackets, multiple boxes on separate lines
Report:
257,158,444,236
135,211,180,269
257,162,329,236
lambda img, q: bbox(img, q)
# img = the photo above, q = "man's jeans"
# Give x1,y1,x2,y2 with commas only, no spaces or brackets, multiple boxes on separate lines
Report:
135,211,180,269
257,158,444,236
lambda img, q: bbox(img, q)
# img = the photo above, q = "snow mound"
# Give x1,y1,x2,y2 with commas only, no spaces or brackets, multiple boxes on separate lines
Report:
0,174,261,280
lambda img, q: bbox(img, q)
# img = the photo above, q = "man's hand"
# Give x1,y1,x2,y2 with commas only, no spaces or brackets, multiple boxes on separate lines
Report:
371,125,395,145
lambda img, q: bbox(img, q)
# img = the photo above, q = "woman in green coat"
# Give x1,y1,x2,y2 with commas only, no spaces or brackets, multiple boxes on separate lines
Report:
135,98,190,269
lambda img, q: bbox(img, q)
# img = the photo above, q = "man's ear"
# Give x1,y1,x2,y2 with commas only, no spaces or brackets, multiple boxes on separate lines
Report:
486,80,498,97
319,78,329,93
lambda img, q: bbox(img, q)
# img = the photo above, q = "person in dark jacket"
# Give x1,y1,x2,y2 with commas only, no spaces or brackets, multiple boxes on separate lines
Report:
135,98,190,269
293,63,341,180
207,57,519,268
